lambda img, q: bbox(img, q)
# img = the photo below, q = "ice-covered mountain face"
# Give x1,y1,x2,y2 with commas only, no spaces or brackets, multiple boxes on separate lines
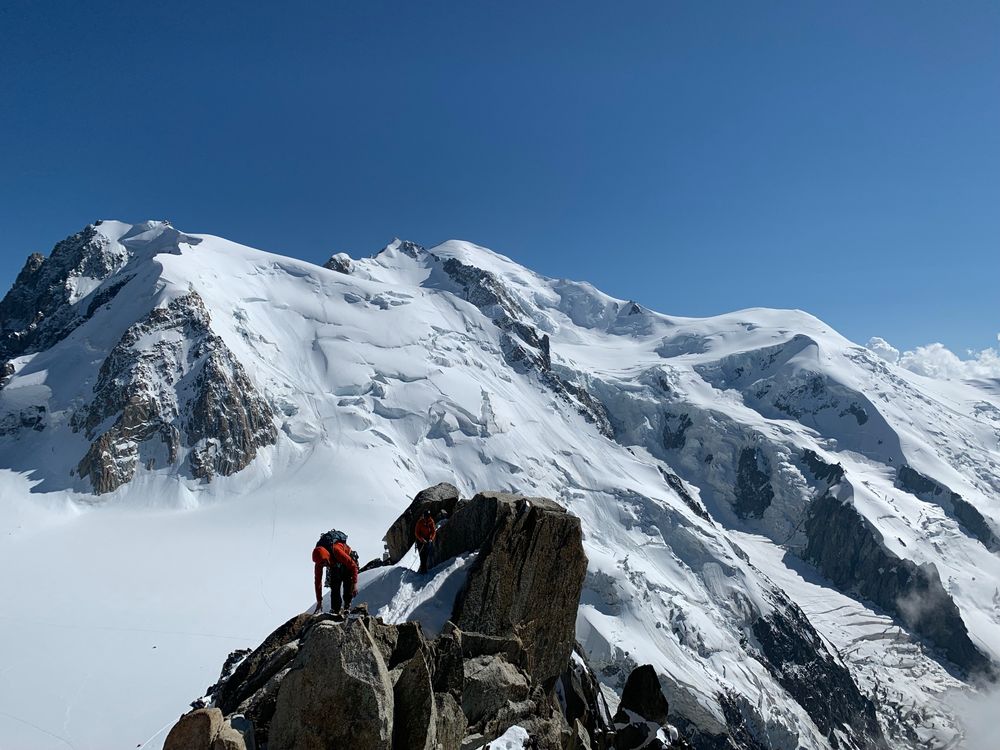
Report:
1,221,998,750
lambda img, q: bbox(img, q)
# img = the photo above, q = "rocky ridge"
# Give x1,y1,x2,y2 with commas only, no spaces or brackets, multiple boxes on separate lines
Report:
71,290,276,493
0,221,200,386
165,487,690,750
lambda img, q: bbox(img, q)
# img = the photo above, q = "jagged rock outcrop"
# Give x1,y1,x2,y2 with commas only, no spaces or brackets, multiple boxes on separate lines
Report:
608,664,690,750
324,252,353,274
0,225,127,368
750,594,885,749
166,488,686,750
896,465,999,551
269,618,395,749
383,482,461,563
615,665,669,726
444,492,588,686
560,646,614,747
804,491,992,676
73,291,276,493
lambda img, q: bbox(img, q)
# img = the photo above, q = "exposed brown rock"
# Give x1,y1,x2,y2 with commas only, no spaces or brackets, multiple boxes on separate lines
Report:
163,707,223,750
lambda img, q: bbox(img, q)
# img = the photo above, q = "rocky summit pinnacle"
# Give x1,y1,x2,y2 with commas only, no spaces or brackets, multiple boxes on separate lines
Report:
164,488,698,750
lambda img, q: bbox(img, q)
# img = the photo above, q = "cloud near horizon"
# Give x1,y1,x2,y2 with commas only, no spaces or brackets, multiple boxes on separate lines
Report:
867,335,1000,381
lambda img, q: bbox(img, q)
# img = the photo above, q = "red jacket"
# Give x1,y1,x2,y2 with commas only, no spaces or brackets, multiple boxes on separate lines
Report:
312,542,358,602
414,515,437,543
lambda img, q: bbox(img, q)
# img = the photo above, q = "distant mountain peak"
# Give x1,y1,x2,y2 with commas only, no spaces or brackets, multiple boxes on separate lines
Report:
374,237,425,259
1,221,998,750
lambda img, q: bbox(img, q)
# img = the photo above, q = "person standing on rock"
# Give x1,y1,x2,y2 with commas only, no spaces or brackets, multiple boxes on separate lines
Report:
312,529,359,614
414,509,437,574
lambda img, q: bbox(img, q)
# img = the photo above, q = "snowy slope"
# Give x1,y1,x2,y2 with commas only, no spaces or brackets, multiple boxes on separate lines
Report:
0,221,997,749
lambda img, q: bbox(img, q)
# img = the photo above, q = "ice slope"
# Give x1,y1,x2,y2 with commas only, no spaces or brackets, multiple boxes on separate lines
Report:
0,221,997,749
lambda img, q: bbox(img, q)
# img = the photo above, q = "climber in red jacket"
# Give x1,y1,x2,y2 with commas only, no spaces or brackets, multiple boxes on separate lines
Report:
414,509,437,574
312,533,359,613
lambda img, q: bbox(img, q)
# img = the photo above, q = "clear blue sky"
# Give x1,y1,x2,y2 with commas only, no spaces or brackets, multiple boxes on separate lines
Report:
1,1,997,353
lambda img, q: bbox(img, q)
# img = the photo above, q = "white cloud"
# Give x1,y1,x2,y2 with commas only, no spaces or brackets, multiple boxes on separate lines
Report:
866,335,1000,380
866,337,900,364
944,685,1000,750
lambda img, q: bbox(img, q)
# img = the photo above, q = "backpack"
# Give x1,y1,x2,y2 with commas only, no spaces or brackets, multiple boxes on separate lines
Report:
317,529,358,572
316,528,348,555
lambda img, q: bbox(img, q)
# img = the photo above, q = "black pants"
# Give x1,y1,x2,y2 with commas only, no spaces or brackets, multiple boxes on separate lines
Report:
327,567,353,611
417,540,435,573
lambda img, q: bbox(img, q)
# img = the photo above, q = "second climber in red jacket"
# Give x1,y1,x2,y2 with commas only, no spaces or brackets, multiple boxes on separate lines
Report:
312,534,359,614
414,509,437,574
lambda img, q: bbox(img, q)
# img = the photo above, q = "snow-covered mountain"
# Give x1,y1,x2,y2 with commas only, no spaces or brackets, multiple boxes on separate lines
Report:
1,220,997,749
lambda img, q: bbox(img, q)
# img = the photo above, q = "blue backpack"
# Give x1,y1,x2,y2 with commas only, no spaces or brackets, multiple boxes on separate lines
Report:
317,528,348,553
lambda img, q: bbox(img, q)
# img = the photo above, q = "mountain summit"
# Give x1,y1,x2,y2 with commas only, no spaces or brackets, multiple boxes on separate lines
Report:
0,222,997,749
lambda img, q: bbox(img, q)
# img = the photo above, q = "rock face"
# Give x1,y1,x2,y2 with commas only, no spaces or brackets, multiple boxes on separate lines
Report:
269,619,394,750
461,654,531,727
804,492,991,676
391,652,438,750
0,225,128,369
750,595,885,749
73,291,276,493
896,465,999,552
445,492,588,686
166,488,686,750
733,446,774,519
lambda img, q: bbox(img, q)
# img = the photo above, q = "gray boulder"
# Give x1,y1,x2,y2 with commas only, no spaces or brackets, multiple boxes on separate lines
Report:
461,654,531,728
460,630,528,668
268,620,394,750
391,652,437,750
369,617,430,671
383,482,461,563
431,625,465,698
434,692,468,750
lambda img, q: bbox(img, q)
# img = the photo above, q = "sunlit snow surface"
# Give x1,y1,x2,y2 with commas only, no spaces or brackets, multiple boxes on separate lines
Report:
0,222,998,749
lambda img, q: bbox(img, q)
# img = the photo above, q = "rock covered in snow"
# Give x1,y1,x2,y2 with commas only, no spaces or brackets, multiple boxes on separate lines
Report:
0,221,199,378
323,252,353,274
73,291,276,493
